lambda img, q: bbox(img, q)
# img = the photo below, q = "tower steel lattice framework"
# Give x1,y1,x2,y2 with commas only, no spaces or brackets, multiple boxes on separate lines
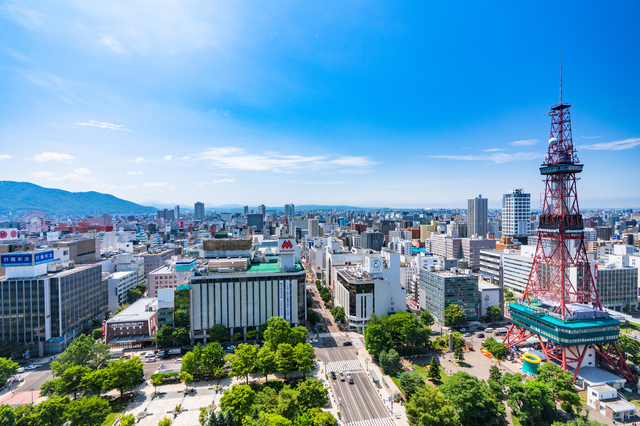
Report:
501,89,636,384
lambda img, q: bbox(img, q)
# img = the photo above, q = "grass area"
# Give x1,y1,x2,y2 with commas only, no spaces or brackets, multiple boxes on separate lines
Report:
511,412,523,426
621,322,640,334
629,399,640,408
102,395,133,426
392,363,446,395
578,391,588,407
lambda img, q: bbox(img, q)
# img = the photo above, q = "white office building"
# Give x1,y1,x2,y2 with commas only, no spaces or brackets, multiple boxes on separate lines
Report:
502,189,531,238
107,270,138,312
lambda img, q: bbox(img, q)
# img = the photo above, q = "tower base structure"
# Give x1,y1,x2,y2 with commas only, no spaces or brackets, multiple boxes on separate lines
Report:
504,299,636,384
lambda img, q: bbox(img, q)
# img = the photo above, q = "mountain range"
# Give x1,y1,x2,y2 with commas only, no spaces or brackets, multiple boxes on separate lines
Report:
0,181,157,216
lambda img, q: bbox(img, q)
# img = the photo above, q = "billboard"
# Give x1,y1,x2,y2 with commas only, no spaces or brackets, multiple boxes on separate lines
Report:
285,280,291,321
0,229,18,241
0,253,33,267
279,280,285,318
538,214,583,232
34,250,54,265
278,238,295,254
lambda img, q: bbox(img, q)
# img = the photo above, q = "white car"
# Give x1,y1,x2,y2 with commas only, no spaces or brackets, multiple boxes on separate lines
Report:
25,365,38,370
175,358,182,363
312,339,318,343
463,333,472,337
17,367,25,373
227,345,237,350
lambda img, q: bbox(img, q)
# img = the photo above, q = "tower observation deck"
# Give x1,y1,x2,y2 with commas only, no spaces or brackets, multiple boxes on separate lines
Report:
502,90,635,383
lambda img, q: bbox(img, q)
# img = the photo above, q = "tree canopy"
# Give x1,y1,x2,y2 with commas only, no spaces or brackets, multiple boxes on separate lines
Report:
440,372,505,426
406,385,460,426
443,304,466,326
50,334,110,377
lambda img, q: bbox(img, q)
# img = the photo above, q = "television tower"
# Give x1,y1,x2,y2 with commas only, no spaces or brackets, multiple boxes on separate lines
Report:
502,59,635,383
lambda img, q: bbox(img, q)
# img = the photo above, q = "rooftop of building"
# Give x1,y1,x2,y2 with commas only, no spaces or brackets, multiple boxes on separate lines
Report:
107,297,157,322
149,265,174,275
422,267,477,279
110,270,137,279
510,301,618,329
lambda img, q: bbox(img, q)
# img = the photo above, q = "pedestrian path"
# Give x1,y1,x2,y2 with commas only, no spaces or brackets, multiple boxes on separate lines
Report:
325,360,363,373
343,417,396,426
318,332,342,338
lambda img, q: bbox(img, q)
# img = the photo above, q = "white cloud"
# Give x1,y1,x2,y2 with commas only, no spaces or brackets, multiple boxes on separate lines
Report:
127,171,143,175
98,34,126,54
73,168,91,176
581,138,640,151
0,154,12,161
197,147,376,172
0,4,48,31
197,178,236,186
429,152,544,164
484,148,505,152
143,182,166,187
29,152,74,162
582,136,603,139
181,156,190,160
164,155,173,160
31,171,57,179
289,181,352,185
75,120,131,131
135,157,146,163
509,139,538,146
30,168,92,182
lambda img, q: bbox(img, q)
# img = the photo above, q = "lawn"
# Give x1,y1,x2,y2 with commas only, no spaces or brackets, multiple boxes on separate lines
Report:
511,412,523,426
392,363,446,396
102,395,133,426
578,391,588,407
620,322,640,334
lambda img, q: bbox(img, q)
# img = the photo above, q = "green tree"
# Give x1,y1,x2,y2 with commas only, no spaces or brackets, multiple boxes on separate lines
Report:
485,306,503,323
199,407,209,426
112,304,130,316
623,302,631,313
202,342,226,378
535,362,581,415
420,311,435,327
313,411,336,426
173,327,190,347
151,375,163,394
427,357,441,382
127,287,143,304
306,310,321,325
102,357,144,398
379,349,402,375
180,349,200,376
296,377,328,409
220,385,256,425
454,345,464,362
263,317,293,350
502,373,557,426
293,343,316,377
153,325,175,348
227,343,258,385
50,334,110,376
0,357,19,384
364,322,389,358
330,306,346,324
319,287,331,304
40,379,60,397
399,372,426,398
56,365,90,399
489,364,502,383
405,385,460,426
276,344,296,379
91,329,103,341
209,324,230,343
290,327,308,346
65,396,110,426
245,330,258,341
119,414,136,426
617,334,640,365
276,386,300,419
80,368,109,397
180,372,193,391
482,337,508,360
440,372,505,426
253,387,278,415
255,347,277,382
0,404,16,426
33,395,69,426
158,416,172,426
443,304,466,326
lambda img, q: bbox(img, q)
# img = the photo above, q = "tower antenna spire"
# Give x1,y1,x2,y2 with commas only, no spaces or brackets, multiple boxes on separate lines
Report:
560,52,563,104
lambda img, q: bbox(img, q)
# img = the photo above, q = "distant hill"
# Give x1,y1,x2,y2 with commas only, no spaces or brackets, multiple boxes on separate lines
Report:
0,181,157,216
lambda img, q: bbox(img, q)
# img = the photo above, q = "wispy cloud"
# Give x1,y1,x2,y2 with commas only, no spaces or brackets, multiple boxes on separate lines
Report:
143,182,166,187
0,154,12,161
509,139,538,146
29,152,74,162
135,157,146,163
484,148,504,152
75,120,131,131
127,171,143,175
98,34,126,54
197,178,236,186
30,168,92,182
0,3,48,31
582,136,603,139
429,152,544,164
164,155,173,160
581,138,640,151
289,181,352,185
197,147,376,172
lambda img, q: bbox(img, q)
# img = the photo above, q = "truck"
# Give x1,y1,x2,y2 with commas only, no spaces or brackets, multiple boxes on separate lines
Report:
169,348,181,355
110,349,124,359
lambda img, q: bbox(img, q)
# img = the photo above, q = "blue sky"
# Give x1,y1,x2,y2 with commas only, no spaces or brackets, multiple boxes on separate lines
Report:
1,1,639,209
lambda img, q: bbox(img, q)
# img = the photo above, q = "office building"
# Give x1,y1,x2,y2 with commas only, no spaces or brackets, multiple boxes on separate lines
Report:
592,263,638,312
595,226,614,241
174,205,180,220
502,189,530,238
308,218,319,238
461,238,497,271
285,204,295,217
157,209,175,221
362,231,384,251
417,267,479,324
0,250,106,356
468,194,488,238
141,247,182,280
157,288,175,328
189,238,306,341
247,214,263,232
194,202,205,221
243,206,249,215
52,238,99,264
258,204,266,218
107,270,138,312
104,297,159,348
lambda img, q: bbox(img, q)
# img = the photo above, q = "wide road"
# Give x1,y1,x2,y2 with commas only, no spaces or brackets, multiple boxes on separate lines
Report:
316,345,392,426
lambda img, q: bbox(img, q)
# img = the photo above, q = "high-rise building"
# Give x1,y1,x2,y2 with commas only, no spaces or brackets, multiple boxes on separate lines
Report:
417,268,479,324
502,189,531,238
247,214,263,232
362,231,384,251
308,218,319,237
243,206,249,215
174,205,180,220
194,202,205,221
157,209,175,221
285,204,295,217
258,204,266,218
468,194,488,238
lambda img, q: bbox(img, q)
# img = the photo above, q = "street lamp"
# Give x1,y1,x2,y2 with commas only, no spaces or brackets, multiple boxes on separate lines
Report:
365,359,368,371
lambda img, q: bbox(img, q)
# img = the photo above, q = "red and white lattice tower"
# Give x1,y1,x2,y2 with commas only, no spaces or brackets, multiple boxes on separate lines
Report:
502,62,635,383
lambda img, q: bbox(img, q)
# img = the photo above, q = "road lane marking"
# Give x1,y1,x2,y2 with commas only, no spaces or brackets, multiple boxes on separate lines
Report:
343,417,395,426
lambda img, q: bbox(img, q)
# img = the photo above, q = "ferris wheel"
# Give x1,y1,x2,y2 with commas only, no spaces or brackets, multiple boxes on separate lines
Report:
20,210,51,233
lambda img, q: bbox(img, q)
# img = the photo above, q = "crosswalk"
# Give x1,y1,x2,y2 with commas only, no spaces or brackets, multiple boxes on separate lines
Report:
343,417,395,426
324,360,363,372
318,332,342,338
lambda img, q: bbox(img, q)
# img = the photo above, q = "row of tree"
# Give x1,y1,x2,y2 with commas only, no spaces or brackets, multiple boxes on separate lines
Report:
216,377,334,426
364,310,431,358
0,395,113,426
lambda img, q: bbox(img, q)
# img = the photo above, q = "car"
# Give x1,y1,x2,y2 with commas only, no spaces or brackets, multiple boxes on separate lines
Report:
330,371,336,380
339,372,345,381
17,367,25,373
175,358,182,363
146,358,156,363
348,376,354,384
140,352,147,356
145,353,155,358
228,345,237,350
463,333,472,337
460,328,467,332
477,333,485,338
342,342,352,346
484,328,494,333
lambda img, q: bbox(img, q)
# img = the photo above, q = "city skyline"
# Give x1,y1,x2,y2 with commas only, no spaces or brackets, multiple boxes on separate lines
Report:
1,2,639,208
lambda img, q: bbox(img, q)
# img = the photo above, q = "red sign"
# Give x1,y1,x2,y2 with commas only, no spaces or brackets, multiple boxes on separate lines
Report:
595,264,598,280
278,239,295,254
